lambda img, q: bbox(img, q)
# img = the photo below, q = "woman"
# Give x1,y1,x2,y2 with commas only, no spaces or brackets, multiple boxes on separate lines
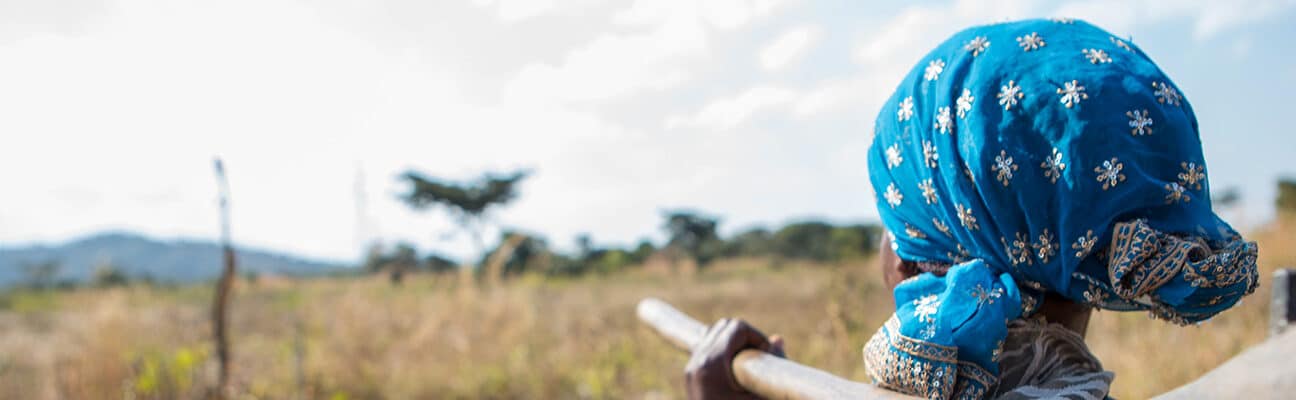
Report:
684,19,1258,399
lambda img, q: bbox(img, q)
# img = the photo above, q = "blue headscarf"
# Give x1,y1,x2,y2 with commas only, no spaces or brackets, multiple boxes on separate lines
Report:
864,19,1258,399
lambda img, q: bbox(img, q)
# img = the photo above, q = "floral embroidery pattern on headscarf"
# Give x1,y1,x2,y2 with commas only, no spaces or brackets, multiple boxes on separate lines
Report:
863,19,1258,399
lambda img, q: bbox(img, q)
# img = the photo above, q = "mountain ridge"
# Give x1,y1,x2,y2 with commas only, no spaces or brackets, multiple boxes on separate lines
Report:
0,231,349,287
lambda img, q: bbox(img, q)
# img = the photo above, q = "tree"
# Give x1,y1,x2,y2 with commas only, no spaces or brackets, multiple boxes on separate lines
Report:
1278,178,1296,215
21,260,60,290
479,231,551,279
386,242,419,284
567,233,636,275
827,224,881,260
575,233,594,261
630,239,656,265
92,263,130,287
662,211,723,266
591,249,633,274
424,253,458,274
398,169,529,268
772,221,835,262
362,242,443,283
723,228,772,258
1213,186,1242,208
362,243,387,274
764,221,881,262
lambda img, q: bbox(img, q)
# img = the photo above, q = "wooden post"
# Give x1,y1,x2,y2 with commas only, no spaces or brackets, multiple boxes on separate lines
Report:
211,158,237,398
293,317,306,400
1272,269,1295,337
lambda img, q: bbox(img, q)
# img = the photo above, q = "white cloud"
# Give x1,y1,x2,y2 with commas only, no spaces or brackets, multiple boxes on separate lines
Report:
664,76,885,133
759,25,821,71
495,0,556,23
666,86,797,131
1053,0,1296,40
504,19,705,104
854,0,1038,67
832,0,1296,119
615,0,792,29
667,0,1038,137
505,3,705,103
505,0,794,104
699,0,793,30
0,0,639,261
470,0,605,23
3,0,1291,263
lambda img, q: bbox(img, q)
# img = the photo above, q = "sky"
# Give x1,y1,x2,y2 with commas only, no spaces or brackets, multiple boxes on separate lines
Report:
1,0,1294,263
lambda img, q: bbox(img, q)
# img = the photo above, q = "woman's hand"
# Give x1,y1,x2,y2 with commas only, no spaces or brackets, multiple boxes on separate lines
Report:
683,318,785,400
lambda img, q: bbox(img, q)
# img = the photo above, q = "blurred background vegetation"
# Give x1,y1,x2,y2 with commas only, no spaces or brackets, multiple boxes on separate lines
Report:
1,174,1294,399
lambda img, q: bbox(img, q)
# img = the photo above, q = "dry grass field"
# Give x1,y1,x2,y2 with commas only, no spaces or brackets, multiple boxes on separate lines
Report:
1,218,1293,399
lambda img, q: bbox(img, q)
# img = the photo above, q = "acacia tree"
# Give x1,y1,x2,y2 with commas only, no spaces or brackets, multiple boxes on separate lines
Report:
662,211,723,267
398,169,529,269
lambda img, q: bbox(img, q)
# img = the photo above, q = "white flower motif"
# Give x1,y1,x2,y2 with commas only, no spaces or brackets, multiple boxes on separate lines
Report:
924,59,945,81
1110,36,1133,52
897,96,914,121
918,178,938,204
884,183,904,208
1017,32,1046,51
885,143,903,169
965,36,990,56
1152,81,1182,106
955,203,979,230
1033,229,1059,263
970,284,1004,306
1082,48,1112,64
1094,158,1126,190
956,88,975,119
1165,182,1192,204
1126,109,1153,136
1072,230,1097,258
1178,162,1206,190
922,140,939,168
913,294,940,323
1056,80,1088,108
1040,147,1066,184
991,150,1018,187
997,80,1024,110
920,324,937,340
934,106,953,134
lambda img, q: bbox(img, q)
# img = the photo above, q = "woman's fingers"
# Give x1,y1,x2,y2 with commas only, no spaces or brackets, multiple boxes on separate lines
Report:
768,334,786,358
685,318,767,399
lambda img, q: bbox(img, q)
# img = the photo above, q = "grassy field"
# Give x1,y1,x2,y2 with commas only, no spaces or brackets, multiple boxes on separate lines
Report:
1,218,1292,399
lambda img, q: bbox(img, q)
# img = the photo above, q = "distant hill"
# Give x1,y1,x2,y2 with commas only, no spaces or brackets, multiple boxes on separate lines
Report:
0,231,349,287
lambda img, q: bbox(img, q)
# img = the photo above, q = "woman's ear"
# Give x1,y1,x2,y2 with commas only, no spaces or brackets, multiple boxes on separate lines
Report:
877,234,910,295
